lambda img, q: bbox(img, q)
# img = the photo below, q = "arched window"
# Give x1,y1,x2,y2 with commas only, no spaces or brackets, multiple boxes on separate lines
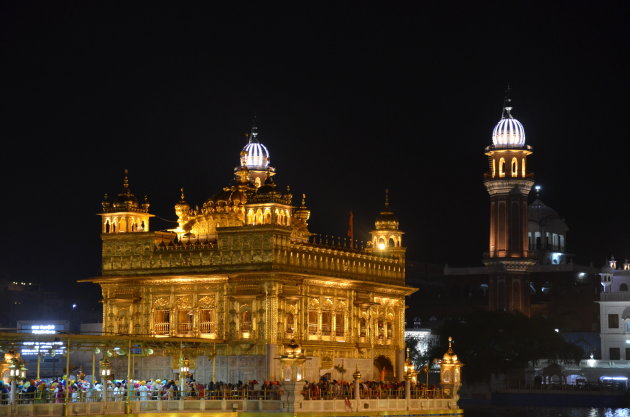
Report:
335,312,344,337
308,311,318,335
153,310,170,335
241,310,252,332
247,209,254,224
321,310,332,336
105,220,110,233
388,238,395,247
199,309,215,334
511,157,518,177
255,209,263,225
286,313,294,333
492,159,496,178
621,284,628,292
264,209,271,224
499,158,506,177
521,157,526,177
359,318,367,338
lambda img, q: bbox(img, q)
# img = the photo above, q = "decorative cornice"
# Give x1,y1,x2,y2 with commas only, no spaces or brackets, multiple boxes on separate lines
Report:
483,178,534,196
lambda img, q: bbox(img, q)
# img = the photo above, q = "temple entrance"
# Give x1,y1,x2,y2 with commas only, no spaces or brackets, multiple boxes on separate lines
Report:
373,355,394,381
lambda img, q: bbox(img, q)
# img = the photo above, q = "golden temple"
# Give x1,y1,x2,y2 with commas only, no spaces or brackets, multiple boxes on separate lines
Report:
83,123,416,383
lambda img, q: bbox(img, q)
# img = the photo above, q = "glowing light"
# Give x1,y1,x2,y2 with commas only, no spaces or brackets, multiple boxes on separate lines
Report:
31,324,56,334
554,328,559,333
377,242,386,250
241,142,270,169
492,117,526,148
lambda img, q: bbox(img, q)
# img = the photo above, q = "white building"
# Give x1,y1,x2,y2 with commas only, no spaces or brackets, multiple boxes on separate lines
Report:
599,257,630,360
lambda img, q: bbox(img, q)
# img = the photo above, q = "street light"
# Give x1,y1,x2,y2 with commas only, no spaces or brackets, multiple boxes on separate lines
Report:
7,352,26,405
100,359,112,379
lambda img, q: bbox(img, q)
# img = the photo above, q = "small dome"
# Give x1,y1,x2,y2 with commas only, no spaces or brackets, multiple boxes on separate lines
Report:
529,199,560,223
375,189,399,230
207,188,247,205
240,125,270,169
492,94,526,148
492,114,526,148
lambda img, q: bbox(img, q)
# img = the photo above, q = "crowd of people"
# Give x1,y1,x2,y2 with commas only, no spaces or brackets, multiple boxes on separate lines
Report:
301,378,444,400
0,377,284,404
0,375,444,404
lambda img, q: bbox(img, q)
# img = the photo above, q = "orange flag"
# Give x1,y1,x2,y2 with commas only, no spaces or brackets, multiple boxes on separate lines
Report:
347,211,354,247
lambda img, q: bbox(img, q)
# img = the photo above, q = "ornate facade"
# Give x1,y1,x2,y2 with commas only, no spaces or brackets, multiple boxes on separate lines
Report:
84,124,416,382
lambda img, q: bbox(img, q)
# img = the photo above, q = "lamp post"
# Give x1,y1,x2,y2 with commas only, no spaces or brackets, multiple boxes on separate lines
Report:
439,337,463,402
7,352,26,405
100,359,112,403
403,348,417,400
179,358,190,397
352,365,362,404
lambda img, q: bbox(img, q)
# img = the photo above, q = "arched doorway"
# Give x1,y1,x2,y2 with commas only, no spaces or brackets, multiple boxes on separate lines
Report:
373,355,394,381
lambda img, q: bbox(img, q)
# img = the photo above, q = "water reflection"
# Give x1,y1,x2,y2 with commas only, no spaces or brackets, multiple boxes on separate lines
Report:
464,407,630,417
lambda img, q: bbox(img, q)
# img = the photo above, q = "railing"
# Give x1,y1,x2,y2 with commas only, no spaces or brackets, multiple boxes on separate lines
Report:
0,386,457,416
177,323,193,333
199,322,215,334
301,386,446,400
154,323,169,335
1,388,282,405
600,292,630,301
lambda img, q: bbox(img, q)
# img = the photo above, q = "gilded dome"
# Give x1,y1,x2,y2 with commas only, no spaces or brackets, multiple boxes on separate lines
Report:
207,187,248,205
375,189,399,230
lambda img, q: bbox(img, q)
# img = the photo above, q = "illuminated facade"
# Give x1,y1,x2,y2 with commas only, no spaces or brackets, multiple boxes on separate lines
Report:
483,93,535,315
84,124,415,382
599,258,630,360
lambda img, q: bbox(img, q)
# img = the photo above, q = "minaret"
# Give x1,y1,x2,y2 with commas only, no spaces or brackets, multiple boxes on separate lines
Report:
367,189,405,260
483,90,535,315
100,169,153,234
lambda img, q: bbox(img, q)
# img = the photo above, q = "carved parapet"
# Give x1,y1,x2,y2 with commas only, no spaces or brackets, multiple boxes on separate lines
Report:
483,178,534,196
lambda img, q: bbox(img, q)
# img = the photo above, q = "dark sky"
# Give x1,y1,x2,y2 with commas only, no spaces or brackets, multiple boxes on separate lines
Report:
1,3,629,296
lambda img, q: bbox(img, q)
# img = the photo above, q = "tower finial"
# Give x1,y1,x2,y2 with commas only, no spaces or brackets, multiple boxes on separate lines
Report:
534,184,542,199
502,84,513,119
180,187,186,202
384,188,390,210
448,336,453,352
123,169,130,192
301,193,307,208
249,113,259,143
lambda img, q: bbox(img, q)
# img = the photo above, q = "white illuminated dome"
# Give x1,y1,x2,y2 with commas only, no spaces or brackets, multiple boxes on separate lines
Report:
492,106,526,148
240,126,270,169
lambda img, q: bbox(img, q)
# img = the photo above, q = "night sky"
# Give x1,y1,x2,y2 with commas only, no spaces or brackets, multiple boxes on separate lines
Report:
1,3,629,298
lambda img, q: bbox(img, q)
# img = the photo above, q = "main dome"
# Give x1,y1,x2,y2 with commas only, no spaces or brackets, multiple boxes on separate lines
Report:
240,125,270,169
492,105,526,148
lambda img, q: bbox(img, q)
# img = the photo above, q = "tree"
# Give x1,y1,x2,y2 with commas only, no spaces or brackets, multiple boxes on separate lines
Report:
428,311,584,383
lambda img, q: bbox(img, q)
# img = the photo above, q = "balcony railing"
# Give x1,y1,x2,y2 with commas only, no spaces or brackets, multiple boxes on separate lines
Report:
154,323,169,335
600,292,630,301
177,322,193,333
199,321,215,334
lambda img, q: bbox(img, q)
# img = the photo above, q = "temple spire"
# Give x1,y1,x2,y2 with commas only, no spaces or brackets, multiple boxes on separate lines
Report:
123,169,130,192
249,114,259,143
502,84,513,119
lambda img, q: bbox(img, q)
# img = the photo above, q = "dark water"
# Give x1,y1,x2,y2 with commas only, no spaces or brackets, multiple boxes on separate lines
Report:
464,406,630,417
